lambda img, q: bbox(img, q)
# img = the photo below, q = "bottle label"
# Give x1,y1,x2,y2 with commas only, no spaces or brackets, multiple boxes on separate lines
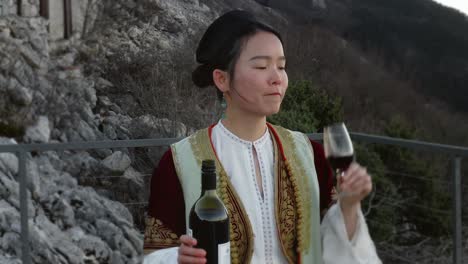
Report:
187,228,193,237
218,241,230,264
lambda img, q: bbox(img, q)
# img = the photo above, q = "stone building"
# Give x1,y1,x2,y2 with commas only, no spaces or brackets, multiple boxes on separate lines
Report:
0,0,98,40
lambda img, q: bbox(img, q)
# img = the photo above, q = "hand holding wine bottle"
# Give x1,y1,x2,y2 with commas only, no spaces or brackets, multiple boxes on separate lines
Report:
178,235,207,264
323,123,372,205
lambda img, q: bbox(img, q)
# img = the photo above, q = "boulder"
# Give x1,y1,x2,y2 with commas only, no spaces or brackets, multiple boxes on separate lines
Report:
101,151,131,173
24,116,50,143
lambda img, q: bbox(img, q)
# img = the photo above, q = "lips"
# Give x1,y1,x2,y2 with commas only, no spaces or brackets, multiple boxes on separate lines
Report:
266,92,281,96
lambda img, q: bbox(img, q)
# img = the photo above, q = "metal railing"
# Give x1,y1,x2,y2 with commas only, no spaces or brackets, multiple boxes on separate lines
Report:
0,133,466,264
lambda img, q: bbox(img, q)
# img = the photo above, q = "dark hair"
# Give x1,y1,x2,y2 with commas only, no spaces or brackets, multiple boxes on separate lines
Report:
192,10,283,99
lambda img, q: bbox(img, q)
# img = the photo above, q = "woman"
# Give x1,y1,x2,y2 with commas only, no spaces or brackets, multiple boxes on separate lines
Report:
144,10,381,264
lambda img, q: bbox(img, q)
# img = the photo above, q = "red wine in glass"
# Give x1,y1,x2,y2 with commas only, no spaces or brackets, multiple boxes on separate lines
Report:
323,123,354,191
327,155,354,171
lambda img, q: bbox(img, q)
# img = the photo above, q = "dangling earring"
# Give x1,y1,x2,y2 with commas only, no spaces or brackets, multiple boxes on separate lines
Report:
221,97,227,119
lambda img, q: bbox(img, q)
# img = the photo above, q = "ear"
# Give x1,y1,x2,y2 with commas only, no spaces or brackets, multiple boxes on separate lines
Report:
213,69,230,93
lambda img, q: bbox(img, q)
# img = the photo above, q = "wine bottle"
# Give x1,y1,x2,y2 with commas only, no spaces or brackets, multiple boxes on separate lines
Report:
189,160,230,264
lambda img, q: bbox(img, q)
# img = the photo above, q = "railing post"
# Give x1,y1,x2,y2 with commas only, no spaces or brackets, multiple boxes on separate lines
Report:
18,149,31,264
452,157,462,264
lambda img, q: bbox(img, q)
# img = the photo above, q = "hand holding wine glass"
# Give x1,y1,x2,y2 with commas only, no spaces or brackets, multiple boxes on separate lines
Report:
323,123,373,239
323,123,372,203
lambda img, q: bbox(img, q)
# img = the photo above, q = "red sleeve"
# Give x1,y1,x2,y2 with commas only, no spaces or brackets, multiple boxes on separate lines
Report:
309,140,334,214
147,148,186,236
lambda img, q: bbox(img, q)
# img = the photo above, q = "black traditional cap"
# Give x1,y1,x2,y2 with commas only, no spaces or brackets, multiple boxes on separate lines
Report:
196,10,260,64
192,10,282,88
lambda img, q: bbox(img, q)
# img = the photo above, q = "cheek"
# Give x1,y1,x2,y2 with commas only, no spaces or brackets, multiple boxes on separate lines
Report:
282,73,289,93
247,76,265,92
235,72,265,94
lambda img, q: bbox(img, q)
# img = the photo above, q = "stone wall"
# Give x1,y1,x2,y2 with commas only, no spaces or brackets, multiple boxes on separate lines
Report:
0,0,18,16
48,0,65,40
48,0,101,40
0,0,100,40
0,0,40,17
20,0,40,17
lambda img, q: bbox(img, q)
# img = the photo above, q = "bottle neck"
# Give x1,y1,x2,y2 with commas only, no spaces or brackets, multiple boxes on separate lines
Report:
202,171,216,190
202,189,218,196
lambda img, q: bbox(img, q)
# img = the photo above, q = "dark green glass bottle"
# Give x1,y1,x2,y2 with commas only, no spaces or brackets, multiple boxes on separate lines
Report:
189,160,230,264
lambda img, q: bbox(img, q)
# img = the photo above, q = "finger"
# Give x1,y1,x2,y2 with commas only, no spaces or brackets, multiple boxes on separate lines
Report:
178,254,207,264
341,167,366,189
347,173,370,192
343,163,360,178
179,245,206,258
340,173,367,194
360,180,373,196
344,177,372,199
180,235,197,247
343,167,367,187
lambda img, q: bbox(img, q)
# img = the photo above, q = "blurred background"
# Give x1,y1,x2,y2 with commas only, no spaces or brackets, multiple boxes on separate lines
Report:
0,0,467,263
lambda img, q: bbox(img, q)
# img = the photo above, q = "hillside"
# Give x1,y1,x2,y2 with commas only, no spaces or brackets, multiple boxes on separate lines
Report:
268,0,468,147
340,0,468,113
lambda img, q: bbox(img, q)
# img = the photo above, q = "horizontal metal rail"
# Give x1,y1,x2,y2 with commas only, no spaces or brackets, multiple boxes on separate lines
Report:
350,132,468,157
0,138,182,153
0,132,465,264
306,132,468,157
1,133,467,155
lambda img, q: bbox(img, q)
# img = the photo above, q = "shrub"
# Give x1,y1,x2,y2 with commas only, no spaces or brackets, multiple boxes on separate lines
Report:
267,80,343,132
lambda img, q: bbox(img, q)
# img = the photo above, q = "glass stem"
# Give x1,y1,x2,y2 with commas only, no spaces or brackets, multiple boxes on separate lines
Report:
336,168,343,194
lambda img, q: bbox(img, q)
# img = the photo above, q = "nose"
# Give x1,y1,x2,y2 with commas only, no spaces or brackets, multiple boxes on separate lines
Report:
269,68,283,86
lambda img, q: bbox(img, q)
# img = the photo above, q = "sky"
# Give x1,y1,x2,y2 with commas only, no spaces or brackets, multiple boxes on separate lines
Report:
433,0,468,15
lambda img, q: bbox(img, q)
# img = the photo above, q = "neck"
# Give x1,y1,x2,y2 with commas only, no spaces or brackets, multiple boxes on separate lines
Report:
222,107,267,142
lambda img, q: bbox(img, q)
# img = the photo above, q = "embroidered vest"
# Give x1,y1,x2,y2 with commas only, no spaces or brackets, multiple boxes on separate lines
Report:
171,124,322,264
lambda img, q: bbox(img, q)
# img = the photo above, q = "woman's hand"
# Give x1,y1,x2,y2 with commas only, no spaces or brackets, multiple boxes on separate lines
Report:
178,235,207,264
339,162,373,207
338,163,373,239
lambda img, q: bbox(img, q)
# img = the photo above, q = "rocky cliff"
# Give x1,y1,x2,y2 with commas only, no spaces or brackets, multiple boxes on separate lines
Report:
0,0,289,263
0,8,146,264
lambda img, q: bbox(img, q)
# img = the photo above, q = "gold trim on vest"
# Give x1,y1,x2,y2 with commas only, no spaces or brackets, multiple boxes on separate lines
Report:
272,135,299,263
270,125,313,253
144,217,179,250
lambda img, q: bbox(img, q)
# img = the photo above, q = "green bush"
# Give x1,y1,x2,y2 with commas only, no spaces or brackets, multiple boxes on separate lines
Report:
374,116,451,238
356,143,401,241
267,80,343,132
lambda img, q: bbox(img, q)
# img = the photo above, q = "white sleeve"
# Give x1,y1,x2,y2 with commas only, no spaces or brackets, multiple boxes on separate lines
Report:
321,203,382,264
143,247,179,264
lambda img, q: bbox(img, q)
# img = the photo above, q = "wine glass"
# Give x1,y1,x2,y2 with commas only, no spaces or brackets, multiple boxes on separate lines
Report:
323,123,355,195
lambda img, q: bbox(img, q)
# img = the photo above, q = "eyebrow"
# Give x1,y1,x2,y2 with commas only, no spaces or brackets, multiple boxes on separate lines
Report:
249,55,286,61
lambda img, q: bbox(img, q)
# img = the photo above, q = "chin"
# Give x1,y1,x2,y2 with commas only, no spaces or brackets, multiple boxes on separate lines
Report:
263,107,281,116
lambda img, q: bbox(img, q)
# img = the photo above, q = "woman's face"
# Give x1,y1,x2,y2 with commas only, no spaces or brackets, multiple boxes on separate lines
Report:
225,31,288,117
